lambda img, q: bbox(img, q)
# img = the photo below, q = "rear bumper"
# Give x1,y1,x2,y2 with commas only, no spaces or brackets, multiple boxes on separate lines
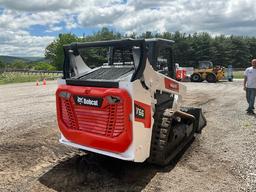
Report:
60,134,135,161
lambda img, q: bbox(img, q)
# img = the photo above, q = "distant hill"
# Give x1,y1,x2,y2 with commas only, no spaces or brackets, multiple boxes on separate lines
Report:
22,57,46,62
0,55,46,64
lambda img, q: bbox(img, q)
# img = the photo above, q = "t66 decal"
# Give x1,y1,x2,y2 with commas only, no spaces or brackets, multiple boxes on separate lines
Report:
134,100,151,128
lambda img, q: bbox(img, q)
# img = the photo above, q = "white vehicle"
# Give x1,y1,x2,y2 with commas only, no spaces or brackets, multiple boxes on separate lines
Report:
56,39,206,165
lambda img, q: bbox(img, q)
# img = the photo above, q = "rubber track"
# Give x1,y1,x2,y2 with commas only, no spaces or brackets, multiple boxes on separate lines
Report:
148,109,174,165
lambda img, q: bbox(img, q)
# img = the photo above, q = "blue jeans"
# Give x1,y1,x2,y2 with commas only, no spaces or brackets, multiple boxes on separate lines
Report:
246,88,256,111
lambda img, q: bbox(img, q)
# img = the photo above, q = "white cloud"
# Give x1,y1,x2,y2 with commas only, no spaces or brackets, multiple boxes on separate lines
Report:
73,0,256,36
0,30,54,56
45,25,63,33
0,0,76,12
0,9,65,30
77,4,130,27
0,0,256,56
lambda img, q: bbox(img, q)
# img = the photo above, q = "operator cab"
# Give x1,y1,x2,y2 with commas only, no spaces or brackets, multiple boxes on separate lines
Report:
146,38,175,79
198,61,213,69
62,38,176,88
63,39,147,88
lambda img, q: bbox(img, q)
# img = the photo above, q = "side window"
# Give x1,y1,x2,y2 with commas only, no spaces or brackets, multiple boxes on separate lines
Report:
156,47,174,77
112,47,134,65
157,48,169,71
79,47,109,68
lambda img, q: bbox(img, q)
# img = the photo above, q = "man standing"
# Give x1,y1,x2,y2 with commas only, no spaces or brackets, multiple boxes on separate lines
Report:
244,59,256,114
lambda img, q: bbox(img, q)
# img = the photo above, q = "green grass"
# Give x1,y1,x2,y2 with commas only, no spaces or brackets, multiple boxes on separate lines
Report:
0,72,61,85
233,71,244,79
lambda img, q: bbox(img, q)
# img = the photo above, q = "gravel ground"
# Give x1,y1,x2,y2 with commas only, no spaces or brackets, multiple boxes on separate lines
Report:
0,80,255,192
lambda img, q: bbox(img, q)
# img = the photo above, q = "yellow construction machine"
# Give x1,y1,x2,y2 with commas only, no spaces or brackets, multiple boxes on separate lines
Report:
190,61,232,83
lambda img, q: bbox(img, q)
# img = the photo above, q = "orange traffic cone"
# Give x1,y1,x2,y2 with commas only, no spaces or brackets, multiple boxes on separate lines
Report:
36,80,39,86
43,79,46,85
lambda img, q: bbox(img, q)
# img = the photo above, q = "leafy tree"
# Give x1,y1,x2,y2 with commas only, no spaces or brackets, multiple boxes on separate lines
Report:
171,32,194,66
45,27,256,69
12,60,28,69
81,28,122,67
0,60,5,70
246,37,256,61
84,27,122,42
45,33,78,70
141,31,154,39
124,32,137,39
225,36,251,68
190,32,212,64
34,62,57,71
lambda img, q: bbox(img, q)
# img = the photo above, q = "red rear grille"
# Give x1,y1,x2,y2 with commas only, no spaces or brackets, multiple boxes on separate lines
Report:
61,99,77,130
60,98,125,138
56,85,132,153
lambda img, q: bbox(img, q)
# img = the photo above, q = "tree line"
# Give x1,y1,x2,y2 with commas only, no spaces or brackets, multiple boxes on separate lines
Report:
0,60,57,71
45,28,256,70
2,28,255,71
2,28,256,71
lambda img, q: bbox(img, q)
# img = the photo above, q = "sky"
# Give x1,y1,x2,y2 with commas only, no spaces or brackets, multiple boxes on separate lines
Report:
0,0,256,57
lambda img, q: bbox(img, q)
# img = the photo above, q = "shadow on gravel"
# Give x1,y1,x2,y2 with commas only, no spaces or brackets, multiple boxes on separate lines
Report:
39,139,194,192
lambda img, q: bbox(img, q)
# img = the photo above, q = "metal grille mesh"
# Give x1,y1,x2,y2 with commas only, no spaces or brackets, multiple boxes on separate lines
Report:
60,98,125,137
79,67,133,80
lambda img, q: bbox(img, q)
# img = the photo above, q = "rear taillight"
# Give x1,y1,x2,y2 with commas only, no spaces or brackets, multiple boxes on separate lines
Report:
59,91,71,100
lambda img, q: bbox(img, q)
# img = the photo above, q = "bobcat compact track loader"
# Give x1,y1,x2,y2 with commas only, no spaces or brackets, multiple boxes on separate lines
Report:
56,38,206,165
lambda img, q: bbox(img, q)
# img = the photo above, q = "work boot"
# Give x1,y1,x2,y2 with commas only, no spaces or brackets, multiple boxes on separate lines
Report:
247,110,255,115
246,107,255,111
